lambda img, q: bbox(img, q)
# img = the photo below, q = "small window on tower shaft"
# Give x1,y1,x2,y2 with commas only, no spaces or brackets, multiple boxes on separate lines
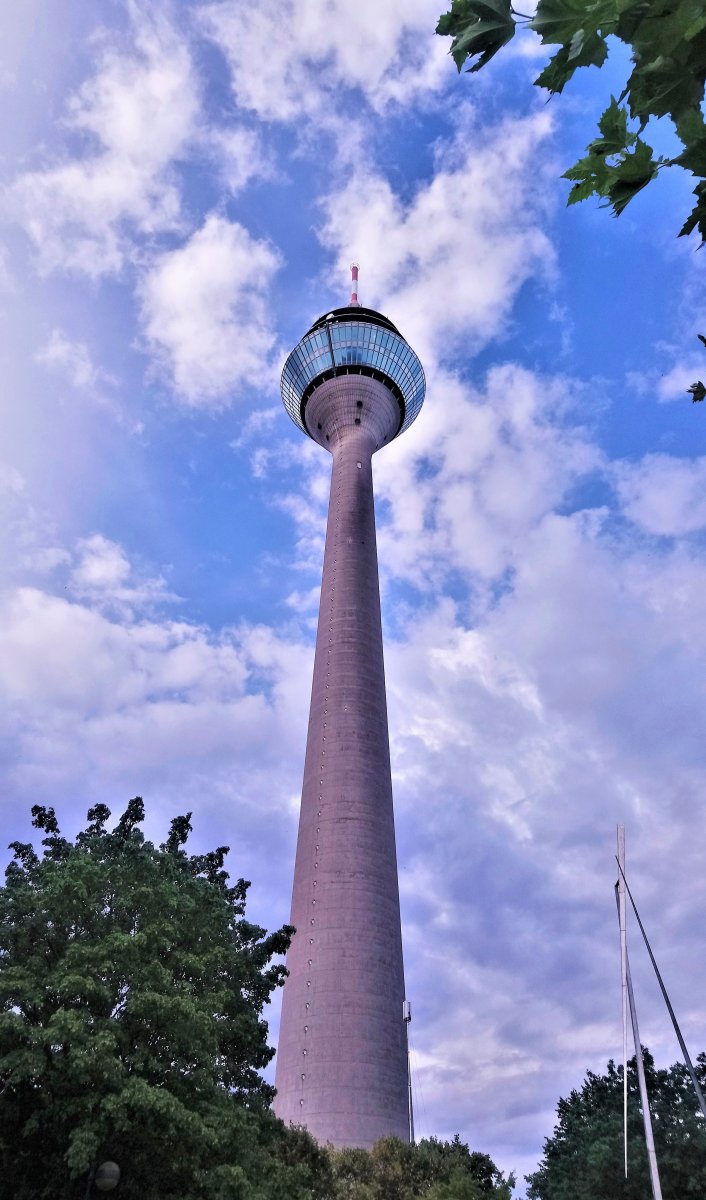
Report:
356,400,362,408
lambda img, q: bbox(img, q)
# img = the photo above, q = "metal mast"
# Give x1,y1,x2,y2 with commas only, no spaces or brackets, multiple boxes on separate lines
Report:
616,826,663,1200
616,856,706,1122
403,1000,415,1145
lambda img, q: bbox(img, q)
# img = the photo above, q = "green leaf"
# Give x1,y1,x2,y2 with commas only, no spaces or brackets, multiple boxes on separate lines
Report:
535,32,608,92
562,134,661,215
671,135,706,176
606,137,661,213
613,0,652,40
626,54,706,123
436,0,516,72
670,110,706,237
679,180,706,239
566,174,604,205
687,381,706,401
0,801,298,1198
618,0,706,126
526,1051,706,1200
437,0,706,242
594,97,635,153
628,0,706,60
675,107,706,149
563,151,611,202
530,0,618,46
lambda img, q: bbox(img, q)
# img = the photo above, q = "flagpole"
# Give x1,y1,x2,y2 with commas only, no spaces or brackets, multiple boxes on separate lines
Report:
624,941,663,1200
617,825,629,1179
615,856,706,1121
615,828,663,1200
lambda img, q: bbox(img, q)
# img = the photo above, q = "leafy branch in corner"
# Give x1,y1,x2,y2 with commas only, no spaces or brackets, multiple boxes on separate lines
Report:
436,0,706,241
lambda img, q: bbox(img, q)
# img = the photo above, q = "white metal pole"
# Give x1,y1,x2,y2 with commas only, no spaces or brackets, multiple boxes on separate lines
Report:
408,1043,415,1145
403,1000,414,1144
625,947,663,1200
617,824,629,1178
616,856,706,1121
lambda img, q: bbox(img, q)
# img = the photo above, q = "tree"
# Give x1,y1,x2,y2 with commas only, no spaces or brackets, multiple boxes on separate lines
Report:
329,1134,515,1198
526,1049,706,1199
436,0,706,241
0,798,300,1200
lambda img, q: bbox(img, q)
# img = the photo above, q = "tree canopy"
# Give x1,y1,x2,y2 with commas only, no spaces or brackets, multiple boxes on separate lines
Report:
0,799,517,1199
526,1049,706,1199
0,798,300,1200
329,1134,515,1199
436,0,706,241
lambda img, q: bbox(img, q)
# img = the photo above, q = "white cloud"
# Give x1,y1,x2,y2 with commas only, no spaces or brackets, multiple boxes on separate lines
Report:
0,576,312,899
319,109,556,364
206,125,273,194
35,328,143,432
0,587,245,722
656,359,706,403
615,453,706,535
7,14,199,276
0,462,25,497
4,1,706,1180
381,507,706,1167
0,244,14,292
284,585,320,616
21,546,71,575
4,408,706,1184
270,108,565,601
37,329,112,391
275,360,599,593
138,214,281,405
70,533,176,616
229,404,281,450
200,0,449,123
261,344,706,1171
377,363,599,588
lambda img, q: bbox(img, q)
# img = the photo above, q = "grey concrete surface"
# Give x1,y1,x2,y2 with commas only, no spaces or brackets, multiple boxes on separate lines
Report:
274,375,409,1148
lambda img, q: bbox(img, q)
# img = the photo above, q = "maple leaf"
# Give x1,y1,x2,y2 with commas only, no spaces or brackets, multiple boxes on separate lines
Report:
436,0,516,72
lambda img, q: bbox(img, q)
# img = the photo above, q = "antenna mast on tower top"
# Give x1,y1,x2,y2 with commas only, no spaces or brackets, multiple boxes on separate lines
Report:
350,262,360,306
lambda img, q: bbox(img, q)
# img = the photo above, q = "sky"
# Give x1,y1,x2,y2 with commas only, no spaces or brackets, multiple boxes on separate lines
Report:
1,0,706,1190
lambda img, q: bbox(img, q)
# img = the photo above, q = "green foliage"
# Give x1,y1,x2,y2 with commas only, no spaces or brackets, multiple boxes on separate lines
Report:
525,1050,706,1199
436,0,706,240
563,98,663,214
329,1134,515,1199
0,801,520,1200
436,0,516,72
0,799,299,1200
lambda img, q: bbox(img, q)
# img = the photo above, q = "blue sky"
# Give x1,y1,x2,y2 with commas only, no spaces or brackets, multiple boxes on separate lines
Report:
2,0,706,1189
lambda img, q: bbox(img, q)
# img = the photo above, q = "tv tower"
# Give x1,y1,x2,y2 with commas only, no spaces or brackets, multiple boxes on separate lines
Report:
274,267,425,1148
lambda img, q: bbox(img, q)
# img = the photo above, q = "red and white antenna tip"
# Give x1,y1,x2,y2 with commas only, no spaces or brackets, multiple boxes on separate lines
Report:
349,262,360,306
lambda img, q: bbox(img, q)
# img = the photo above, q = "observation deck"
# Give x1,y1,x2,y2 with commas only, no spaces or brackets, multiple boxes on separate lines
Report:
281,304,426,444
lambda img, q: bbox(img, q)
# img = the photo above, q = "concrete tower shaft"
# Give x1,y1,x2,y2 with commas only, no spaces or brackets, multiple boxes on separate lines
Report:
275,376,407,1145
275,290,425,1148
